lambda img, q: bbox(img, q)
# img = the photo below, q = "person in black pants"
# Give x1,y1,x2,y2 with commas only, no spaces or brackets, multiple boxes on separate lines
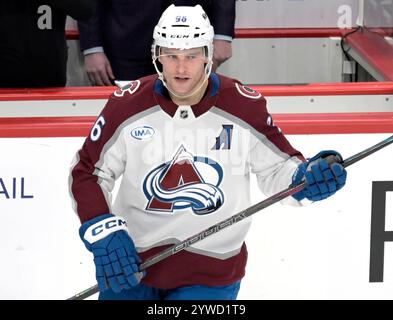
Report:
78,0,236,85
0,0,93,88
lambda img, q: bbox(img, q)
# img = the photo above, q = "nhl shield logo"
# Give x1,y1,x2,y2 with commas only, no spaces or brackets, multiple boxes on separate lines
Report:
180,109,188,119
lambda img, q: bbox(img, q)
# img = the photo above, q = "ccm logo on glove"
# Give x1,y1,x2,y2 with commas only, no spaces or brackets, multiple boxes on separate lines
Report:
83,216,129,244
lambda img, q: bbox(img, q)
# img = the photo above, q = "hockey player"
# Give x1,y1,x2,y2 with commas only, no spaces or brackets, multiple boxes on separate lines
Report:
69,4,347,300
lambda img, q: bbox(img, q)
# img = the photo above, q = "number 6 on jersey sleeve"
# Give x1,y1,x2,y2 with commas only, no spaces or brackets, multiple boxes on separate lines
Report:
90,116,106,142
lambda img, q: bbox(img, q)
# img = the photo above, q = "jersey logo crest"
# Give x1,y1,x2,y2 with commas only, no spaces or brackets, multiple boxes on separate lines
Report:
114,80,141,97
143,146,225,215
235,83,262,99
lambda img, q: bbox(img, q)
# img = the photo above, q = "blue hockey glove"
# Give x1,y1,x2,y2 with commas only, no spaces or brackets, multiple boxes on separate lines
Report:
292,150,347,202
79,213,145,293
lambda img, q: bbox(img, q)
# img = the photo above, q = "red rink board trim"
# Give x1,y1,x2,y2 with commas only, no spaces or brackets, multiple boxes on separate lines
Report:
0,113,392,138
234,28,353,38
0,87,114,101
253,82,393,97
1,82,393,101
0,116,96,138
66,28,354,40
345,28,393,81
272,112,393,134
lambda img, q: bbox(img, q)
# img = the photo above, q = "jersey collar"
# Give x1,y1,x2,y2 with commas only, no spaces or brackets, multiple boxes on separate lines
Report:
153,73,220,118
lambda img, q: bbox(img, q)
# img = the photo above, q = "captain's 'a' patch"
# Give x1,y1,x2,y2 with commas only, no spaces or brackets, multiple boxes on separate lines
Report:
235,83,262,99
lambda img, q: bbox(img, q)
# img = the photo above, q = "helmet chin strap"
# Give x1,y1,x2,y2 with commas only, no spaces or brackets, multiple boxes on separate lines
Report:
153,57,213,102
163,73,209,101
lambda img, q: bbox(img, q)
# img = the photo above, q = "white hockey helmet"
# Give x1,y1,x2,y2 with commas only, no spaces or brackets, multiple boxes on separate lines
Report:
152,4,215,81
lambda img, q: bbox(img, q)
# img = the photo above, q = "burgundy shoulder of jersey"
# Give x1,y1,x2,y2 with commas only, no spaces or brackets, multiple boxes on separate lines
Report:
215,75,274,133
110,74,157,100
101,80,143,122
91,75,158,140
218,75,265,103
113,80,142,99
216,75,267,113
234,83,263,101
102,75,157,117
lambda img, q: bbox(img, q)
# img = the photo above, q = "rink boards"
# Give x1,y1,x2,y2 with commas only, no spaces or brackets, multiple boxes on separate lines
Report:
0,87,392,299
1,132,392,299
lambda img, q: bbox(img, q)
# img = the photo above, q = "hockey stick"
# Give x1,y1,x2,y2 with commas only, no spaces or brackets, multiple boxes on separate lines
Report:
67,134,393,300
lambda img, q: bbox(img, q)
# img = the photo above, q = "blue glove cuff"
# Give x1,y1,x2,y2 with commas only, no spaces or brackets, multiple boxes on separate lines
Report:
292,162,308,201
79,214,145,292
79,213,129,251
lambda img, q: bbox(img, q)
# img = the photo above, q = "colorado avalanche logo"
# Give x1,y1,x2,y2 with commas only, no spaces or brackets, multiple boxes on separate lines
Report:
143,146,225,215
235,83,262,99
114,80,140,97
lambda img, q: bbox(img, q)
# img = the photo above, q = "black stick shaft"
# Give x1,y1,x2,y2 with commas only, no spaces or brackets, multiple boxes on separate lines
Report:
67,134,393,300
341,135,393,168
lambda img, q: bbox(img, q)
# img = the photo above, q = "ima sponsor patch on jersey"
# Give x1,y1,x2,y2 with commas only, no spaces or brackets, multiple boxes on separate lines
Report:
131,126,155,140
143,145,225,215
114,80,141,97
235,83,262,99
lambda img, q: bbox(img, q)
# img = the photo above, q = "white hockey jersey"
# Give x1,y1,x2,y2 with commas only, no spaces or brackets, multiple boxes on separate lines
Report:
69,73,305,289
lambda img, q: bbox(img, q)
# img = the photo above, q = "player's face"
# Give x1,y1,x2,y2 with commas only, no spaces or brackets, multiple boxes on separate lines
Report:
159,47,208,98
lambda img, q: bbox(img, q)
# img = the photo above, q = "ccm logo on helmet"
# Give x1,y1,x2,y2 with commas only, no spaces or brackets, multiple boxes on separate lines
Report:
170,35,190,38
91,218,127,236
